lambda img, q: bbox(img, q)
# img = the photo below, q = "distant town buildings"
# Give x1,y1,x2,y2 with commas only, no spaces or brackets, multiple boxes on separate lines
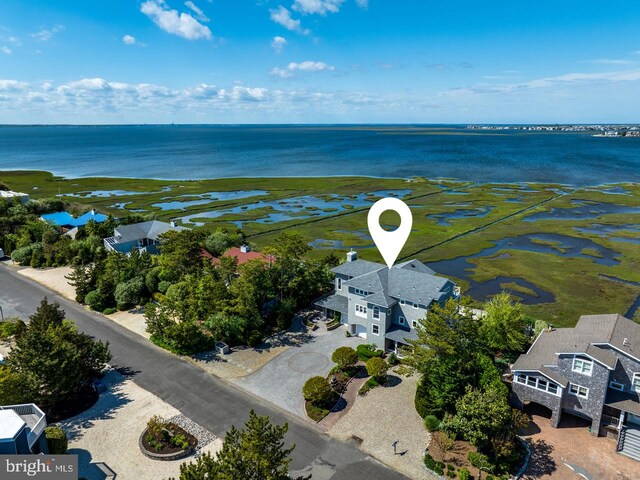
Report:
467,124,640,137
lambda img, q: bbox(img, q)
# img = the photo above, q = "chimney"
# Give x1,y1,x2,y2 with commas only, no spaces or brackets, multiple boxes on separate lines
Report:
623,338,629,347
170,220,177,228
346,249,357,262
240,245,250,253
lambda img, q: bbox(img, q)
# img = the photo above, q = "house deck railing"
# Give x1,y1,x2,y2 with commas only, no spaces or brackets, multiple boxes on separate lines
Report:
0,404,47,447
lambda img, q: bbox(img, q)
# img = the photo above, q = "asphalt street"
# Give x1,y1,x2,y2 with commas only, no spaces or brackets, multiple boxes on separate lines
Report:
0,263,408,480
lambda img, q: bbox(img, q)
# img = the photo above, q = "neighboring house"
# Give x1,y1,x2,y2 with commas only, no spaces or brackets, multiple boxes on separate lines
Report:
0,190,30,204
202,245,275,268
41,209,108,230
103,220,188,254
511,314,640,461
315,250,458,353
0,404,48,454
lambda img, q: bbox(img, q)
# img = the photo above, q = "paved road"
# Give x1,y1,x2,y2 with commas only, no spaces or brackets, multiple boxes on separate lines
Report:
0,264,407,480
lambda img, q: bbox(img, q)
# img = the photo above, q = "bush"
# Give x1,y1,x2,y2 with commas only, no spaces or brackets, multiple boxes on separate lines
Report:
424,453,444,475
302,376,333,405
468,452,492,471
424,415,441,432
157,280,172,294
84,290,106,312
45,425,68,454
164,321,214,355
365,356,388,379
103,307,117,315
11,244,36,264
446,464,456,478
356,343,383,360
358,382,371,396
458,468,470,480
114,277,145,310
0,318,26,340
331,346,358,370
387,352,398,365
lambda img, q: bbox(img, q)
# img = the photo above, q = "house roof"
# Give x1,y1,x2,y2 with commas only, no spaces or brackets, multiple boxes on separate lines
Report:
512,314,640,376
385,324,419,345
396,259,436,275
605,389,640,416
314,293,349,314
41,210,107,228
332,260,384,277
112,220,188,244
0,410,25,439
207,247,275,266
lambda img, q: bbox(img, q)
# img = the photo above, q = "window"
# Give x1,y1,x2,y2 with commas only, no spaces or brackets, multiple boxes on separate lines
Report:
355,304,367,318
514,373,561,396
412,320,419,328
572,357,593,376
399,299,406,306
373,306,380,319
398,316,405,325
337,278,342,291
372,324,380,335
609,381,625,392
387,309,391,315
569,383,589,399
413,303,418,309
353,288,368,296
633,373,640,393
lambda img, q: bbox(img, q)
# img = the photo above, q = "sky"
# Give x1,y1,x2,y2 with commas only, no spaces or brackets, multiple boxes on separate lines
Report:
1,0,640,124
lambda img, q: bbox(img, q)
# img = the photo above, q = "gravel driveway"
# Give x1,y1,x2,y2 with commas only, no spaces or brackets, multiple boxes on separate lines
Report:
232,324,363,418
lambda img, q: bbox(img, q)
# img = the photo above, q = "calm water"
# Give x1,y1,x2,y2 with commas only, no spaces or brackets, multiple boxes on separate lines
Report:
1,125,639,185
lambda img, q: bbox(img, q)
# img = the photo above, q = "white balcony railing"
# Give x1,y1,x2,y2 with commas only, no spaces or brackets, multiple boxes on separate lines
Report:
0,404,47,448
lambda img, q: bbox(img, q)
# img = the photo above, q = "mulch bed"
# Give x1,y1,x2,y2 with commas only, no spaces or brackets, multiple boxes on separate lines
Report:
141,423,198,455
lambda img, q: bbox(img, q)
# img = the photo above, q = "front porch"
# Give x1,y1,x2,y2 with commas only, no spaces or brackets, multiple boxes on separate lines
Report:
384,325,417,357
314,293,348,323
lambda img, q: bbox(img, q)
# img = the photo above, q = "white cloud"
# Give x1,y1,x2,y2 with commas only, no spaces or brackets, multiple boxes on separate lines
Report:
271,36,287,53
270,60,335,78
1,46,11,55
141,0,212,40
184,1,209,22
582,58,636,65
0,80,28,91
122,35,137,45
269,6,308,34
292,0,344,15
355,0,369,9
31,25,64,42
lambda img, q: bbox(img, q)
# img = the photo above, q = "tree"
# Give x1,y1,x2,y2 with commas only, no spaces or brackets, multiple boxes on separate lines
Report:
331,346,358,371
176,410,308,480
114,277,145,310
7,298,111,409
302,376,333,405
0,365,29,405
480,292,529,354
157,230,206,280
365,356,388,380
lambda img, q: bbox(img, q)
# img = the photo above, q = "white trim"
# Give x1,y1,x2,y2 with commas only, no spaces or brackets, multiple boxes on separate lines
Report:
353,288,368,296
398,316,405,325
372,306,380,320
572,357,593,376
412,319,419,328
633,373,640,393
556,351,616,370
413,303,418,309
514,373,561,396
512,369,567,388
609,381,625,392
569,383,589,399
337,278,342,291
399,299,406,306
372,324,380,336
591,342,638,365
355,304,367,318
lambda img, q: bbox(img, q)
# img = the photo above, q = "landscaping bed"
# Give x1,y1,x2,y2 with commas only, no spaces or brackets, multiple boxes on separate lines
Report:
304,399,333,422
140,416,198,461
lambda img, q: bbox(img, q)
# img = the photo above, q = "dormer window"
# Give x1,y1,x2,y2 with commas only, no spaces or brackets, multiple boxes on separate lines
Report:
572,357,593,376
353,288,368,296
633,373,640,393
373,306,380,319
337,278,342,291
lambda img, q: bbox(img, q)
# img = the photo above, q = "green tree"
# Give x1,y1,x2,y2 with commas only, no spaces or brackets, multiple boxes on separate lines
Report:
66,264,96,303
0,365,29,405
7,298,111,409
331,346,358,371
302,376,333,405
176,410,308,480
365,356,388,380
157,230,206,280
114,277,145,310
480,292,529,354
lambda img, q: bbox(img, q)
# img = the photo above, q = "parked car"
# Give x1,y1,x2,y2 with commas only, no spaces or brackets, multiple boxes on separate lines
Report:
0,248,4,258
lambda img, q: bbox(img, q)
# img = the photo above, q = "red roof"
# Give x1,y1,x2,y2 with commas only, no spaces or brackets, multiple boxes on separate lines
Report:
201,247,274,267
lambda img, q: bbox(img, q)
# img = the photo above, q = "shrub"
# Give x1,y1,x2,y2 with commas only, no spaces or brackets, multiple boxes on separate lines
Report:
157,280,172,294
446,464,456,478
331,346,358,370
170,433,189,450
115,277,145,310
84,290,106,312
0,318,26,340
468,451,492,471
45,425,68,454
424,454,444,475
387,352,398,365
365,356,388,379
358,382,371,396
147,415,167,438
302,376,333,405
11,244,36,264
103,307,117,315
164,321,214,355
424,415,441,432
356,343,383,360
457,468,470,480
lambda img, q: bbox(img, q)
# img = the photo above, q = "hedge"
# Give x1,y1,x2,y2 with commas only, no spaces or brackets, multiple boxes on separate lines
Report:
45,425,68,454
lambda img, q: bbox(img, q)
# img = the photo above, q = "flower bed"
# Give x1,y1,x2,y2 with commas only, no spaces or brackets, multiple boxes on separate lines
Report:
139,416,198,461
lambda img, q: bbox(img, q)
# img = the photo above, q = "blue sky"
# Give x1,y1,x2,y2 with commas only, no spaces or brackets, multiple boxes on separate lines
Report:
1,0,640,123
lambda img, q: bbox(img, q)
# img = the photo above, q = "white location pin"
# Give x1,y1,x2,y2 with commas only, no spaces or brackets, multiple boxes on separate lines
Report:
367,197,413,268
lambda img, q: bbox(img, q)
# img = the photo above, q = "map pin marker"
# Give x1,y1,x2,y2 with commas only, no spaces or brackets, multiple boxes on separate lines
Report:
367,197,413,268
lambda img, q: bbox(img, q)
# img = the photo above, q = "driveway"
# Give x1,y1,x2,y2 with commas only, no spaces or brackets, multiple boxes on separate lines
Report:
233,324,363,418
521,404,639,480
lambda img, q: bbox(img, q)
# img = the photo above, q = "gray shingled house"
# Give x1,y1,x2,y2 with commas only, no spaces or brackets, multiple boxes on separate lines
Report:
103,220,188,255
511,314,640,461
315,251,458,354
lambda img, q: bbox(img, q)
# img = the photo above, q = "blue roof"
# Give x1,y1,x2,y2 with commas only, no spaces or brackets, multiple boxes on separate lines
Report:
41,211,107,227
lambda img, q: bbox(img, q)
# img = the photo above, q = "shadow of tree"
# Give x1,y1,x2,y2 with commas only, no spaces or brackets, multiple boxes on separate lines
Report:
59,370,133,443
523,439,557,478
384,375,403,388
